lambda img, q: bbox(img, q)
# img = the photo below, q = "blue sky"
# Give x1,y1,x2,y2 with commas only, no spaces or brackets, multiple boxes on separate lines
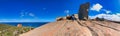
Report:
0,0,120,22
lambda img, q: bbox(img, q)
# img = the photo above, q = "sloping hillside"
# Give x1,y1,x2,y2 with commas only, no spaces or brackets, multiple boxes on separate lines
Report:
20,20,120,36
0,24,32,36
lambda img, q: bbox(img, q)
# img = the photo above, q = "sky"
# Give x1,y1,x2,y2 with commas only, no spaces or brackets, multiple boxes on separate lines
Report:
0,0,120,22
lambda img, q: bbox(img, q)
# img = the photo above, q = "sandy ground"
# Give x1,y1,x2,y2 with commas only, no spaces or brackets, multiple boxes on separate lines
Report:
20,20,120,36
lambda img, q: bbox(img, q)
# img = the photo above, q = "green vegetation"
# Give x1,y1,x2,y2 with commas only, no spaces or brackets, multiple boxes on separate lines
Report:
0,24,33,36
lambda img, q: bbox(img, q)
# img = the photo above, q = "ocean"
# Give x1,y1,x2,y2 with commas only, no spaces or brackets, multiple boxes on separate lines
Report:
0,22,49,28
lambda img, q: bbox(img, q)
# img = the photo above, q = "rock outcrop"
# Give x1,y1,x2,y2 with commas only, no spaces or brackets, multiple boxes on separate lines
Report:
20,2,120,36
17,24,22,28
20,20,120,36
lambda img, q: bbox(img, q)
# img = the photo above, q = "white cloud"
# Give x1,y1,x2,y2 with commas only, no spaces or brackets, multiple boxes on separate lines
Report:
102,9,111,14
106,10,111,14
89,3,120,21
20,12,37,18
64,10,70,14
20,12,25,17
64,10,70,16
116,13,120,16
90,3,111,14
91,3,103,12
89,13,120,21
29,13,35,17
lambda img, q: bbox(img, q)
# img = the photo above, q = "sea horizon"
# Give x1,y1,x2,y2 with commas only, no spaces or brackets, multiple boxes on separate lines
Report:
0,22,49,28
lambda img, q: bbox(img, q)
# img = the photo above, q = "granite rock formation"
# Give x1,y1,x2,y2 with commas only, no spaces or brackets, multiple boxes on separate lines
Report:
78,2,90,20
20,20,120,36
20,2,120,36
